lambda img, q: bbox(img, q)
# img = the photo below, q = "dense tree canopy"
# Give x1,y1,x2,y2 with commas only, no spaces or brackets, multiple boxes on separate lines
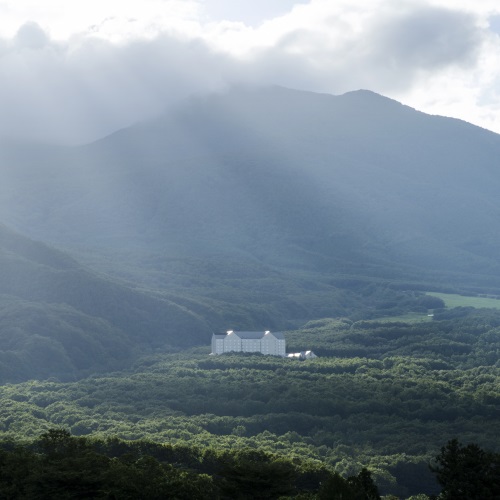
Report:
430,439,500,499
0,311,498,497
0,429,379,499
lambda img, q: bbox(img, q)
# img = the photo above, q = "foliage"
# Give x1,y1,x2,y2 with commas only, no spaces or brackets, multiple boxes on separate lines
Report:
0,312,499,496
0,429,360,499
318,468,381,499
0,218,467,383
430,439,500,499
3,86,500,498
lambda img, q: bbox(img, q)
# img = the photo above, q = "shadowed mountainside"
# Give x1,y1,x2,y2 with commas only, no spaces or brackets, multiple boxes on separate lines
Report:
3,86,500,380
0,224,211,381
2,86,500,290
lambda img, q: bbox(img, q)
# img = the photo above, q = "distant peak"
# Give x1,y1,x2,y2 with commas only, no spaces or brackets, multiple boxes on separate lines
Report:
343,89,379,96
341,89,402,104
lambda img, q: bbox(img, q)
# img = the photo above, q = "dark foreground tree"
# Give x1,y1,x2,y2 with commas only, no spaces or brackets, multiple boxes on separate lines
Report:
318,468,380,500
430,439,500,499
218,449,297,499
1,430,217,499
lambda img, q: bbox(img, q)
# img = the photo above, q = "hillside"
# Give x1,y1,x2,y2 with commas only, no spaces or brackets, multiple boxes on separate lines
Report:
3,85,500,380
0,224,211,381
1,85,500,496
0,222,385,382
2,86,500,292
0,311,499,497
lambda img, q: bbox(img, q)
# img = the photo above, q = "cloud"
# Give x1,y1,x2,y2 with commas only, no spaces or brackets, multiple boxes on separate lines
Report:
0,1,499,144
0,1,203,40
0,23,235,144
367,7,481,70
225,3,484,95
14,21,50,49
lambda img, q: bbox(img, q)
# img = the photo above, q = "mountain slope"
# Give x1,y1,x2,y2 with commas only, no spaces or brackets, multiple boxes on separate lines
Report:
0,224,211,381
2,86,500,290
3,86,500,380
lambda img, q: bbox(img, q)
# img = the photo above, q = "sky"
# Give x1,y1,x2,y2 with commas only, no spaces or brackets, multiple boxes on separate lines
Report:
1,0,500,144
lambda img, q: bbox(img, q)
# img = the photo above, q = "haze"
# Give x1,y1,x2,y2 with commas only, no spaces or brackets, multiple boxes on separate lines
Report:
1,0,500,144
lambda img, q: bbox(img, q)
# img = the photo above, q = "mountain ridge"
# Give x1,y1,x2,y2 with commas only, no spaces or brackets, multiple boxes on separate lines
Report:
0,224,214,381
2,85,500,382
3,86,500,290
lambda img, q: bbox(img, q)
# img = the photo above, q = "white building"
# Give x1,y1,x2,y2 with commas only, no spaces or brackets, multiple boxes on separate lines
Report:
211,330,286,356
287,350,318,360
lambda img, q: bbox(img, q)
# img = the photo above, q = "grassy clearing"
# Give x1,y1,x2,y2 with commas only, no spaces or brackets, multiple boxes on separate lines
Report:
374,312,433,324
428,292,500,310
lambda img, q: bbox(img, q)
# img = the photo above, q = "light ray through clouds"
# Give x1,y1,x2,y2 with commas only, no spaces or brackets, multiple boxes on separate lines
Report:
0,0,500,144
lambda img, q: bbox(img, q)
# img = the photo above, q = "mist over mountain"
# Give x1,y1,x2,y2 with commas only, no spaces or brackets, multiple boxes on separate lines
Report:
0,220,365,382
2,85,500,380
0,224,212,381
2,86,500,289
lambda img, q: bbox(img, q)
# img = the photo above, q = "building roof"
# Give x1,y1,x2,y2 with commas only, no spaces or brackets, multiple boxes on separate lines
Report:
268,331,285,340
212,331,284,340
235,331,266,339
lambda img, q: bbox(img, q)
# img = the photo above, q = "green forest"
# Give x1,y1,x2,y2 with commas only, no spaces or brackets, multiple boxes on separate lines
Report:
3,80,500,499
0,309,499,498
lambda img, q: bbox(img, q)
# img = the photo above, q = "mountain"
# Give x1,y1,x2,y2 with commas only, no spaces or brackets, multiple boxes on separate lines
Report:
3,84,500,378
0,220,368,382
0,224,212,381
2,85,500,382
2,86,500,292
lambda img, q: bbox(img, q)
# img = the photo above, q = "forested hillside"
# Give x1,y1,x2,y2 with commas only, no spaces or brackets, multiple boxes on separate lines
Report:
0,428,384,499
0,224,212,381
3,86,500,381
0,220,454,382
3,87,500,291
1,86,500,497
0,310,498,497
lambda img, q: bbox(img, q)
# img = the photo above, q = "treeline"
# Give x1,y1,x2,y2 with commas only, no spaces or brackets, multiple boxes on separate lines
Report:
2,430,498,499
0,311,498,496
285,313,500,364
0,428,382,499
0,227,457,385
430,438,500,499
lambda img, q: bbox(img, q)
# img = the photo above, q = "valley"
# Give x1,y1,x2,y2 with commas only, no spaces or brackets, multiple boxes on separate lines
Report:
1,86,500,498
0,311,499,497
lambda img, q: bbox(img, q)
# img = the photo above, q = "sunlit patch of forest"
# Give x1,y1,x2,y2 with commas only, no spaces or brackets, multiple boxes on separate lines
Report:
0,309,499,497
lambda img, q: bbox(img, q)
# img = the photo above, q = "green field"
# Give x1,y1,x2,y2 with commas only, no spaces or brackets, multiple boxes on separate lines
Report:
368,312,434,323
428,292,500,309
